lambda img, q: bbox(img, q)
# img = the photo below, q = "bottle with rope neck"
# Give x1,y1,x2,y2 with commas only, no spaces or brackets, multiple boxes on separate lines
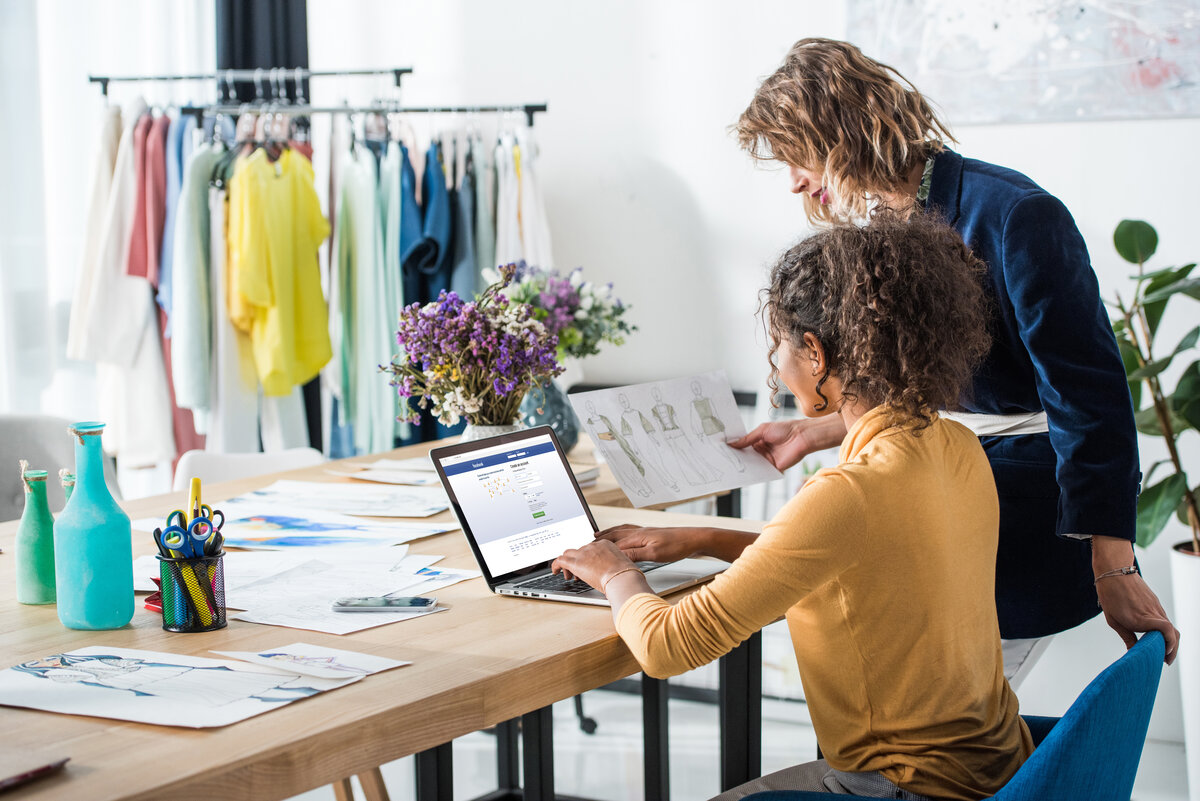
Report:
52,422,133,629
15,460,56,604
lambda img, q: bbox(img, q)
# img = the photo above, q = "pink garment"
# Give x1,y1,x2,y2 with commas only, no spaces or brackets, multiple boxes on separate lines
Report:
143,114,171,286
158,303,205,469
126,113,153,278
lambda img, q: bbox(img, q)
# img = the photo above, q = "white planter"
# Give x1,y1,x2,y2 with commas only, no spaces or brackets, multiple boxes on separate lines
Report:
460,422,523,443
1171,541,1200,801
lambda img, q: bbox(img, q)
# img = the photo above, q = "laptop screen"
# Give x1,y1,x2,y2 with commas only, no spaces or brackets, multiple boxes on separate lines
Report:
433,429,597,583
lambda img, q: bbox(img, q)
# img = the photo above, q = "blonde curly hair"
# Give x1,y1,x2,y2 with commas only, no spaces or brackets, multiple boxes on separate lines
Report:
736,38,955,225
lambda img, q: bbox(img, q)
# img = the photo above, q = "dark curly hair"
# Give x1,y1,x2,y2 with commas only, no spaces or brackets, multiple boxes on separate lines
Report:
762,213,991,429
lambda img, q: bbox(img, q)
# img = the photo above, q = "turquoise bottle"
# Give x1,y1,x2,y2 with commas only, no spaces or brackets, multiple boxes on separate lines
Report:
15,462,56,604
52,422,134,629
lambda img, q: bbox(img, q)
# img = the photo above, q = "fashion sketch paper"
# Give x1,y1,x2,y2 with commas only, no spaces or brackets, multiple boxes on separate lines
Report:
0,646,358,728
569,371,781,508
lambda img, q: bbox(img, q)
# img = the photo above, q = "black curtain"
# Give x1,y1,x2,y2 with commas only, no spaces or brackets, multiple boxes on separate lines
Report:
214,0,323,449
215,0,309,101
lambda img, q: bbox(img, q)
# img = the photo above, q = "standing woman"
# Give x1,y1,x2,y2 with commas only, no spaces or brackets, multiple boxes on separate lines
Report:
730,38,1177,664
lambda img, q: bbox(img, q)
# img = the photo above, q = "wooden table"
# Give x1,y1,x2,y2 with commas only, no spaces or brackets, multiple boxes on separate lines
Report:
0,448,762,801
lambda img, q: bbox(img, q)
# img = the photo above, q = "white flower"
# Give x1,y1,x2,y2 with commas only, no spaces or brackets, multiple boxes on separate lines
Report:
575,309,588,320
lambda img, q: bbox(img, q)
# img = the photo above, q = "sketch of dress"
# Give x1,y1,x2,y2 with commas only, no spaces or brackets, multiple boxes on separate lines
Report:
650,393,721,484
618,395,679,491
689,383,745,472
583,402,652,497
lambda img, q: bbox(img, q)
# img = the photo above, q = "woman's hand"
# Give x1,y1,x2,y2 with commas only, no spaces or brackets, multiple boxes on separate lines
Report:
597,524,698,563
552,539,636,591
728,417,846,471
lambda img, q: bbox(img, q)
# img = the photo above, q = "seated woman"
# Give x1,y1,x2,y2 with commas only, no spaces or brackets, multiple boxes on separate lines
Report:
552,213,1034,801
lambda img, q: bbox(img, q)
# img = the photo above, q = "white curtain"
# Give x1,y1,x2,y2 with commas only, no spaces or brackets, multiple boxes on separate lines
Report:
0,0,214,494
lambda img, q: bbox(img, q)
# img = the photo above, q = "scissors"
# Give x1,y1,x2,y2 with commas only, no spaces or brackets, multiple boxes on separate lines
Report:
166,505,224,531
161,516,216,559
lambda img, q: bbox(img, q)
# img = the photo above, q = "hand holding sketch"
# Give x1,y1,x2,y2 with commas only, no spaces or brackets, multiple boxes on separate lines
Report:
569,371,781,507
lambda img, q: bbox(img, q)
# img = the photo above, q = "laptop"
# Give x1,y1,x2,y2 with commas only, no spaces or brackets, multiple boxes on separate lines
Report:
429,426,728,606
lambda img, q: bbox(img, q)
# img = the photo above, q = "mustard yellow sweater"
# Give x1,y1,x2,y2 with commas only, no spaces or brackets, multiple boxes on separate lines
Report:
616,407,1033,800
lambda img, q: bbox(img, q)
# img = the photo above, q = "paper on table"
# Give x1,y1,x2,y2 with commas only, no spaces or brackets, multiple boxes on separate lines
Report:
568,370,782,508
211,643,410,679
0,646,357,728
232,603,448,635
352,456,438,472
325,468,443,486
243,480,450,517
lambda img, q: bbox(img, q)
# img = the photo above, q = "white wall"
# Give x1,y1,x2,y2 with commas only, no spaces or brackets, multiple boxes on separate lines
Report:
308,0,1196,745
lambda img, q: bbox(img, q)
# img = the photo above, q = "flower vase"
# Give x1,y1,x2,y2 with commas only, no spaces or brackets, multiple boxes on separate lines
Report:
520,377,581,452
460,421,524,443
53,422,134,630
15,463,56,605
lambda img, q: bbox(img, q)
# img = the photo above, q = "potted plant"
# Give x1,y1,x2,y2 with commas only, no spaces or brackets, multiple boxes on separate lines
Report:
1108,218,1199,798
384,263,562,441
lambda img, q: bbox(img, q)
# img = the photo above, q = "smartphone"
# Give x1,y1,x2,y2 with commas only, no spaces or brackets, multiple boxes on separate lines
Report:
331,596,437,612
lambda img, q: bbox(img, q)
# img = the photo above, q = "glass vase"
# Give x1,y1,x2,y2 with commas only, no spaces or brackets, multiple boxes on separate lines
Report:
460,422,524,443
16,463,56,605
520,378,580,452
53,421,134,630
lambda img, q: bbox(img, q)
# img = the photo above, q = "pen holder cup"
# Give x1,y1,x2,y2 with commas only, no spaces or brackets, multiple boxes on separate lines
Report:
158,553,226,633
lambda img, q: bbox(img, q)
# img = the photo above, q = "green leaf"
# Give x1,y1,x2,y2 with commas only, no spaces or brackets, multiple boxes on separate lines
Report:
1177,485,1200,526
1116,333,1144,410
1144,458,1172,487
1127,326,1200,380
1172,360,1200,431
1134,404,1191,436
1143,275,1200,305
1115,219,1159,264
1141,265,1196,336
1137,472,1188,548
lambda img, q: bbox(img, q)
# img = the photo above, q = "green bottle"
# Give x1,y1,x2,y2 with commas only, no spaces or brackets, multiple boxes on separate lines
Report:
59,469,75,503
16,460,56,605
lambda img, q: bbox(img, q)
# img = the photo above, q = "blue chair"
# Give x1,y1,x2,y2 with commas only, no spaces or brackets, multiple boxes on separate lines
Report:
745,631,1165,801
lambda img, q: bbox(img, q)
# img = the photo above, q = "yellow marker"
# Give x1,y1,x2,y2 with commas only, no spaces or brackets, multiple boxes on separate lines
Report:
178,563,214,627
187,477,202,525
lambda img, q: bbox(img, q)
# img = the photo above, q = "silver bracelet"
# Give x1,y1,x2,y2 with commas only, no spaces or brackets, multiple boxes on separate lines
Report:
1094,565,1139,584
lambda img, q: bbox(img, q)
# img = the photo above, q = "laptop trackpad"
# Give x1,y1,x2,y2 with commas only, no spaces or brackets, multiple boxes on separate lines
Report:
644,558,727,595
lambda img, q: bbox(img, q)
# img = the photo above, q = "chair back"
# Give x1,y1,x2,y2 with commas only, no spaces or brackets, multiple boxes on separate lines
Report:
171,447,326,492
994,631,1165,801
0,414,122,521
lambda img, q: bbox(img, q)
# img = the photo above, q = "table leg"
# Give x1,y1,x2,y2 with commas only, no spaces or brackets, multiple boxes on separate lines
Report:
642,673,669,801
415,741,453,801
333,777,355,801
359,766,393,801
521,706,555,801
496,718,521,791
718,630,762,792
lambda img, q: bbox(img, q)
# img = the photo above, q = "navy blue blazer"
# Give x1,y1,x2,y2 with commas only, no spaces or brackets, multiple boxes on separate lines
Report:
926,150,1140,638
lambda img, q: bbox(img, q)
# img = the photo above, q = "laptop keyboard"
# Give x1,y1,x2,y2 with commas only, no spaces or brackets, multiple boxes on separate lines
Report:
516,562,667,594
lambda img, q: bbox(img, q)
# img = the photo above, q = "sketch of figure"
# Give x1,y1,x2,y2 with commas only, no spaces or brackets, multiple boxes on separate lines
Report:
650,386,722,484
15,654,323,706
689,380,745,472
583,400,652,497
617,392,679,491
259,653,371,676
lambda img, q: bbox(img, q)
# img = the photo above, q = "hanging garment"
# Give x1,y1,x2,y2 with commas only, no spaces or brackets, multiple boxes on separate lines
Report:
397,142,423,306
158,113,197,325
493,133,522,266
449,151,477,300
327,145,358,456
69,98,175,465
402,140,453,303
378,142,410,442
515,126,553,269
125,112,154,279
66,104,122,362
170,143,224,429
470,135,496,285
226,147,332,396
205,184,260,452
141,113,171,284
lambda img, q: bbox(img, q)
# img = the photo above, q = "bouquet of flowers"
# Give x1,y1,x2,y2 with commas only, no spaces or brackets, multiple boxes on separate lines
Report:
384,264,562,427
494,263,636,360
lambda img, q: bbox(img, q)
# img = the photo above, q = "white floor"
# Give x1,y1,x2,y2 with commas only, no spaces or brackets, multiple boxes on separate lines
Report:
289,687,1190,801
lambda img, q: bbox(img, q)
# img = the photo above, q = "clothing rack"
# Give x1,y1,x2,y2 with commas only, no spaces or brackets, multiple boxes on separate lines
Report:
179,102,550,127
87,67,412,97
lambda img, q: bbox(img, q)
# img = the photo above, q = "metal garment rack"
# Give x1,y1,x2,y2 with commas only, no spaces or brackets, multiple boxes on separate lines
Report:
87,66,412,97
178,102,550,127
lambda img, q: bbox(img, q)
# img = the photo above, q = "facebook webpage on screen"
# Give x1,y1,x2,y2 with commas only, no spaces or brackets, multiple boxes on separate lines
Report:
441,435,594,576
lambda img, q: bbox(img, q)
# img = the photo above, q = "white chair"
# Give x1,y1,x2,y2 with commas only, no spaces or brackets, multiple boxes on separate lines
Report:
0,414,122,522
171,447,326,492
